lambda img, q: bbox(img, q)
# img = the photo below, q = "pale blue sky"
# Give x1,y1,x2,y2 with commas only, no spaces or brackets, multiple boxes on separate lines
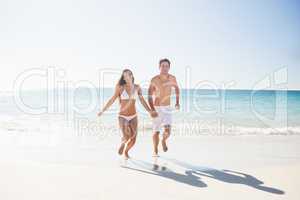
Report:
0,0,299,90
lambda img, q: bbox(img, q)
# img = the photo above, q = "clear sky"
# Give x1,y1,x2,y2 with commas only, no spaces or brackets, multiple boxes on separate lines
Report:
0,0,299,90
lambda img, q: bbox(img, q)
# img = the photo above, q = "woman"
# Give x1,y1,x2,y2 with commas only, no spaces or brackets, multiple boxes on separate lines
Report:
97,69,156,159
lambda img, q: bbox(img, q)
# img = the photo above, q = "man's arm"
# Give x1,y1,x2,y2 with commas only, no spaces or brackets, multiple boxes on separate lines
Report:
173,77,180,109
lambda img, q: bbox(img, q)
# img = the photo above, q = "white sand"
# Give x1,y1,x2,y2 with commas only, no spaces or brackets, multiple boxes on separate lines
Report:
1,133,300,200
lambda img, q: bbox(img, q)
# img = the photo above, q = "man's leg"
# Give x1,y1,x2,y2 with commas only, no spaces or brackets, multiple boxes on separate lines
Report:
152,112,161,156
153,131,160,156
162,125,171,152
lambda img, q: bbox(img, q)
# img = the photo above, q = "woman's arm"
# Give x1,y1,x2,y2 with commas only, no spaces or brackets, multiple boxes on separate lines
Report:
147,78,156,111
137,85,157,117
137,85,150,112
97,85,121,117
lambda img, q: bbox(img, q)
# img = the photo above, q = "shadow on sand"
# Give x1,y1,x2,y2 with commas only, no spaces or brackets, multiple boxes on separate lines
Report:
121,157,285,195
122,158,207,188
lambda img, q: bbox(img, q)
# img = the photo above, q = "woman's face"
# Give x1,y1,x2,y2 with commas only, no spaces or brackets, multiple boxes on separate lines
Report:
123,71,133,83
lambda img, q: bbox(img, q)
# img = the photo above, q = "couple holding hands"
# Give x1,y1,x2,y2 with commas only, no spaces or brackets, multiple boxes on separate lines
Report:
97,58,180,159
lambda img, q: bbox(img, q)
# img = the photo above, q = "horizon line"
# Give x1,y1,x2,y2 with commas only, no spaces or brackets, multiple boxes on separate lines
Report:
1,87,300,93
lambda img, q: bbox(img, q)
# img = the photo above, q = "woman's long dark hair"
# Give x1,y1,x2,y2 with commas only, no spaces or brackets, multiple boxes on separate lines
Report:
118,69,134,86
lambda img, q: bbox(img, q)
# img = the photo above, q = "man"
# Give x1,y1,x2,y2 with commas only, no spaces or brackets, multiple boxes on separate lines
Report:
148,58,180,157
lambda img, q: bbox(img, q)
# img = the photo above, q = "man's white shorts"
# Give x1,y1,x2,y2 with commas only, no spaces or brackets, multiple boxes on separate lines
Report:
152,106,172,132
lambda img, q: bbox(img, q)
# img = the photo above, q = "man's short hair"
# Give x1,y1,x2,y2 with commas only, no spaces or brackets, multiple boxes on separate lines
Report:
159,58,171,66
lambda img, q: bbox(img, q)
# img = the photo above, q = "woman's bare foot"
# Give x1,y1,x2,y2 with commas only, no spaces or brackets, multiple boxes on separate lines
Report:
124,151,130,160
162,139,168,152
118,143,125,155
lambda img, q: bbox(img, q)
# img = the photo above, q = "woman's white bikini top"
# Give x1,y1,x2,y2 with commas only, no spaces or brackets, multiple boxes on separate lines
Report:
120,85,138,100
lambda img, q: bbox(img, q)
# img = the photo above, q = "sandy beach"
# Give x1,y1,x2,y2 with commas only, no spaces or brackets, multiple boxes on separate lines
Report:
1,133,299,200
1,0,300,199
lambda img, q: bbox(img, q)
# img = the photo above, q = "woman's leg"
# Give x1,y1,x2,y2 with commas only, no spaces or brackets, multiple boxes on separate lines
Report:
124,117,138,158
118,117,130,155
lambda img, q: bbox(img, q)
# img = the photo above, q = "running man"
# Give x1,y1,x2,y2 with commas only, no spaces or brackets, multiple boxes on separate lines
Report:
148,58,180,156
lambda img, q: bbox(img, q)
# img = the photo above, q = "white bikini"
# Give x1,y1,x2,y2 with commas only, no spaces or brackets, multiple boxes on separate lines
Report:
118,86,138,121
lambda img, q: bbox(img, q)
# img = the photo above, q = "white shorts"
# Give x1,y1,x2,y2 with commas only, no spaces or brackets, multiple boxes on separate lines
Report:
152,106,172,132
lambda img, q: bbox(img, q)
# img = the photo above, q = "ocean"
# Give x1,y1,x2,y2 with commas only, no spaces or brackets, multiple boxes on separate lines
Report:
0,88,300,145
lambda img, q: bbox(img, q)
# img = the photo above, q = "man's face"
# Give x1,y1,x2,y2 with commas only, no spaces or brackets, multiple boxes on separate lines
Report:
159,62,170,74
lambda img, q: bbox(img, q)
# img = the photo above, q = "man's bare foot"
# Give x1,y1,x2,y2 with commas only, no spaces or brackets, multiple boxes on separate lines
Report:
161,166,167,171
162,139,168,152
118,143,125,155
153,147,159,157
152,153,160,157
152,164,159,171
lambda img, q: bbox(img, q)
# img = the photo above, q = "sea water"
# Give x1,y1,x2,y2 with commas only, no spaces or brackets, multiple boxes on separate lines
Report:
0,88,300,141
